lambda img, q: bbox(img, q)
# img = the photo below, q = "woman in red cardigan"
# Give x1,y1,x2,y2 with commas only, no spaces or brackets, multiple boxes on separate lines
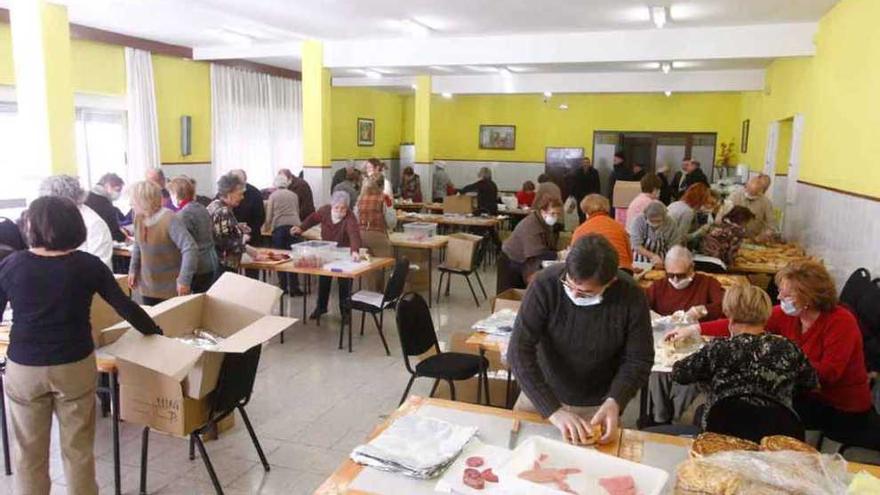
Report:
666,260,872,432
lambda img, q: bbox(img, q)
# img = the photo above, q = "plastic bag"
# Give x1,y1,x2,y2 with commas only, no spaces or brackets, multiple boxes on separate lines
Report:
175,329,224,350
698,451,849,495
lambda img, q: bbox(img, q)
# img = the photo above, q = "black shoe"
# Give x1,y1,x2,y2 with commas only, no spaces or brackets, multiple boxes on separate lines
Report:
309,308,327,321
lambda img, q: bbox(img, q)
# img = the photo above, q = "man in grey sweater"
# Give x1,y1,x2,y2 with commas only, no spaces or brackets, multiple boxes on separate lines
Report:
508,234,654,444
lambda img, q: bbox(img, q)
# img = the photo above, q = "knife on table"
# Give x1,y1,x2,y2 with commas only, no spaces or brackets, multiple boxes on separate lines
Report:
508,419,521,449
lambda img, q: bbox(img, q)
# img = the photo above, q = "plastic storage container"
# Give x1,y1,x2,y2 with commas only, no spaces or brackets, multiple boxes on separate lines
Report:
403,222,438,241
290,240,338,268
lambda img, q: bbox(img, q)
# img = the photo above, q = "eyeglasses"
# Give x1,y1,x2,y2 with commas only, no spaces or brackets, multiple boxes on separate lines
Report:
666,272,691,281
559,273,603,299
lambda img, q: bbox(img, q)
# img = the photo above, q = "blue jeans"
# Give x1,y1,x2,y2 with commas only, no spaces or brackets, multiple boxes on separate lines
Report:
272,225,302,292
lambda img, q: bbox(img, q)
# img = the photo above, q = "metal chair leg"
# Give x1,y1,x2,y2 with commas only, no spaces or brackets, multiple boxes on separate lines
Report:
0,373,11,476
139,427,150,495
436,272,445,303
371,312,390,356
399,375,417,405
109,370,121,495
445,272,452,296
360,311,366,336
483,369,492,406
474,271,488,299
193,433,224,495
337,316,345,350
464,275,480,307
189,435,195,460
238,406,270,472
429,379,440,398
447,380,457,401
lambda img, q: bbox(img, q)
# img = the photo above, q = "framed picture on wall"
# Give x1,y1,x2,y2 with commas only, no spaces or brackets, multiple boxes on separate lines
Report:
357,118,375,147
479,125,516,150
741,119,750,153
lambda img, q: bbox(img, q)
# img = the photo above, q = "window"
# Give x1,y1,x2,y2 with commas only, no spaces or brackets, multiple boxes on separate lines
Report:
0,102,32,219
75,108,130,212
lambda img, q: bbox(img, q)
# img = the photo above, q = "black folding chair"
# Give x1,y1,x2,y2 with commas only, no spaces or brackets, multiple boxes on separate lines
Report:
394,293,490,405
704,394,805,443
820,408,880,457
139,345,269,495
346,258,409,354
436,241,487,307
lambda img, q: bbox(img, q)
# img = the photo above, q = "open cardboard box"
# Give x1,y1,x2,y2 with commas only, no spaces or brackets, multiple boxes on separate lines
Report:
444,233,482,271
432,332,520,409
103,273,296,436
443,195,474,214
612,180,642,209
493,288,526,313
90,275,130,347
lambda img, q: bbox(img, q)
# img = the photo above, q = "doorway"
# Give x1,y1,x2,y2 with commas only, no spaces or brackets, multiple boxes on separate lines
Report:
762,114,804,236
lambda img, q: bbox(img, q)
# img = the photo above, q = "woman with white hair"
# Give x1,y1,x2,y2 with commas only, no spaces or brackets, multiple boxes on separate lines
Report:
291,191,363,322
38,175,113,268
207,173,266,271
264,173,304,296
459,167,499,215
627,200,683,266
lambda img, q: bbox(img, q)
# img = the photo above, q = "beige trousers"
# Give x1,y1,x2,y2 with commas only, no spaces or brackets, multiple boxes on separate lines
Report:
514,393,600,419
361,230,393,292
5,354,98,495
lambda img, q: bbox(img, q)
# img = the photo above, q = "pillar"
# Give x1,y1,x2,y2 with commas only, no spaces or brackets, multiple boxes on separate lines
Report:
10,0,76,176
414,75,433,202
301,40,333,206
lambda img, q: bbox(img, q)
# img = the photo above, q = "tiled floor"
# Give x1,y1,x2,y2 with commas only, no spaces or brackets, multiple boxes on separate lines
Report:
2,263,877,494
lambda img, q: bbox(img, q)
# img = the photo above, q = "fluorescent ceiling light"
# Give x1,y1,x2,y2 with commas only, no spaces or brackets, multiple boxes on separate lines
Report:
558,104,569,110
365,70,383,80
411,84,418,90
507,66,536,73
543,91,553,98
664,91,672,97
441,92,453,99
400,19,432,37
661,62,672,74
650,6,668,29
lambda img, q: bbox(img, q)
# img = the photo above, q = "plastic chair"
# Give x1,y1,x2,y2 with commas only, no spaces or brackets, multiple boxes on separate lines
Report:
346,257,409,354
704,394,805,443
139,345,269,495
436,241,488,307
394,293,490,406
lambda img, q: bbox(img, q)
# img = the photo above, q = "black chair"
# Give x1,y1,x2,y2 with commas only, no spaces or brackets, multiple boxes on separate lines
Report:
139,345,269,495
345,258,409,355
436,241,487,307
819,408,880,457
395,293,490,406
704,394,805,443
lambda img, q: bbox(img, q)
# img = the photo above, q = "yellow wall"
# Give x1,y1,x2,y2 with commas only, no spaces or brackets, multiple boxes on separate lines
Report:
775,118,793,176
402,94,415,143
330,87,404,160
431,92,743,162
0,25,13,85
152,55,211,163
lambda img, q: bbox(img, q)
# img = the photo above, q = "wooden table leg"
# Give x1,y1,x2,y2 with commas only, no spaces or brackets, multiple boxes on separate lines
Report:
427,248,433,308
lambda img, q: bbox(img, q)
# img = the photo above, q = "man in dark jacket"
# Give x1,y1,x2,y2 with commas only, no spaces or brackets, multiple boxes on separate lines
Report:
676,160,709,198
279,168,316,220
85,173,127,242
229,169,266,245
459,167,499,215
569,157,601,223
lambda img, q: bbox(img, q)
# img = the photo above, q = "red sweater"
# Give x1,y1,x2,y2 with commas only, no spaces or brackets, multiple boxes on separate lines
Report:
516,190,536,207
700,305,871,413
647,273,724,321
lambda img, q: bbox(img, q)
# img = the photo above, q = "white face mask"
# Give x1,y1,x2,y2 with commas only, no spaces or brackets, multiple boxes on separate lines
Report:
564,285,603,307
669,277,694,290
780,297,802,316
109,189,121,202
744,192,758,200
543,214,558,226
331,211,345,224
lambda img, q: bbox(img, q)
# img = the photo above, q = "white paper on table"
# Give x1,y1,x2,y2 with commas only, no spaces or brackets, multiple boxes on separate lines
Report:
471,309,518,335
435,439,511,494
322,260,369,272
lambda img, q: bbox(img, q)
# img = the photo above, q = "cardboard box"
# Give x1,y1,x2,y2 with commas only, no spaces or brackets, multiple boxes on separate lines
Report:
612,180,642,209
90,275,129,347
432,332,520,408
444,233,482,271
443,195,474,215
493,288,526,313
103,273,295,436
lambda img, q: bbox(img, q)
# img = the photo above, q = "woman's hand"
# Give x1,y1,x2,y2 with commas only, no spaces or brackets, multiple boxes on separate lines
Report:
549,409,593,445
664,323,701,342
650,253,663,267
590,398,620,444
177,284,191,296
290,226,303,235
685,305,707,321
128,273,137,289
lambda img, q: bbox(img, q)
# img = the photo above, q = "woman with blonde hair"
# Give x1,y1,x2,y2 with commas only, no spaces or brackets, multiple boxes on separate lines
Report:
128,180,198,304
355,177,393,292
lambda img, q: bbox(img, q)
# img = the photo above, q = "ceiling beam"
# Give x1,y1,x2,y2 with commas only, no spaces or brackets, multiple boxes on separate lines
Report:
332,69,766,94
192,42,302,61
324,23,817,69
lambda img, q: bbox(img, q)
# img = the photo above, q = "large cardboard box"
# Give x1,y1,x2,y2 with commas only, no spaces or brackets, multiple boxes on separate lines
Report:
443,195,474,215
90,275,129,347
612,180,642,209
444,233,482,271
493,288,526,313
432,332,519,408
103,273,295,436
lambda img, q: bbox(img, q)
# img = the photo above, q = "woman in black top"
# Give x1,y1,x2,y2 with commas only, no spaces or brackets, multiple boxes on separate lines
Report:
0,196,162,495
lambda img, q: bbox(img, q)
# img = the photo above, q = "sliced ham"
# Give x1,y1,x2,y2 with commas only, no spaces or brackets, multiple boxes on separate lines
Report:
480,468,498,483
466,456,485,467
598,475,637,495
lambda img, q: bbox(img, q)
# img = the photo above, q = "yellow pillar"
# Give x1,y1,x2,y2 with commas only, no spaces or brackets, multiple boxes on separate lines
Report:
302,40,332,168
10,0,76,175
414,75,433,164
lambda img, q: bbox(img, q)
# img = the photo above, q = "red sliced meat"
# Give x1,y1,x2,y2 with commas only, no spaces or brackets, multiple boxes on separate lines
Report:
599,475,637,495
466,456,484,467
480,468,498,483
463,474,485,490
464,468,482,479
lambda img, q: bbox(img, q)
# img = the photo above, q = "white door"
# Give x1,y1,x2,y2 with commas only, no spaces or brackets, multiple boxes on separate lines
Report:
762,121,780,201
786,114,805,205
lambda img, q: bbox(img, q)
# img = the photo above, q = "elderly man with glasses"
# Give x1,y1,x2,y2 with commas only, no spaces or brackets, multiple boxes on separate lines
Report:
508,234,653,445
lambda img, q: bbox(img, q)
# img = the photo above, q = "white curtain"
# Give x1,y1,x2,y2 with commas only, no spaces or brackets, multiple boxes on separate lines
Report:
124,47,160,181
211,64,303,189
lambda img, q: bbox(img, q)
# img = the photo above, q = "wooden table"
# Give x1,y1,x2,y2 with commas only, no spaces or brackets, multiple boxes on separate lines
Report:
424,202,444,213
394,202,425,212
315,396,880,494
388,233,448,307
396,212,504,229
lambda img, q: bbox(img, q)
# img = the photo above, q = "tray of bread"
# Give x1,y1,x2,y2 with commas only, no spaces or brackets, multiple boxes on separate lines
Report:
675,433,850,494
732,242,810,273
